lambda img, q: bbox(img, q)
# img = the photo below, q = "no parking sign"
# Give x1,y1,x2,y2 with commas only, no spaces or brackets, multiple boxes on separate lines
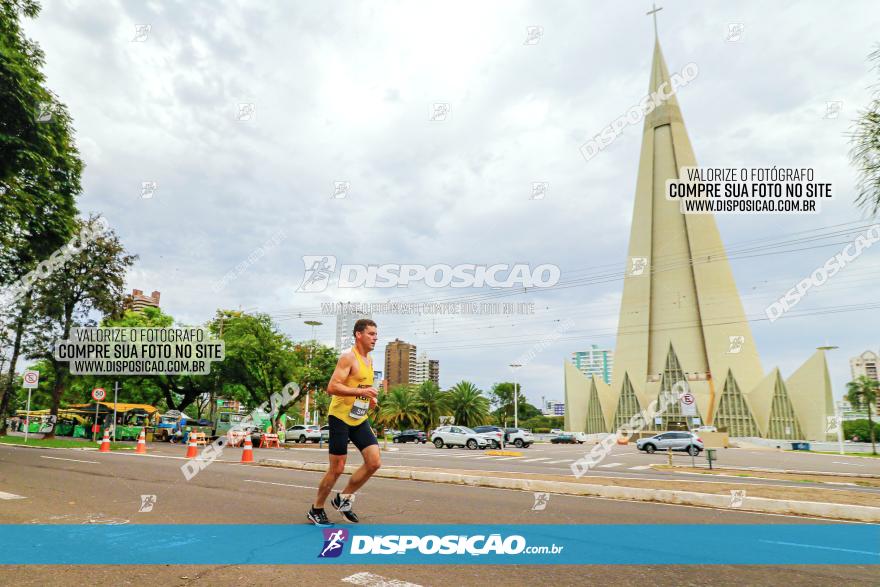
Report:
679,392,697,416
22,370,39,389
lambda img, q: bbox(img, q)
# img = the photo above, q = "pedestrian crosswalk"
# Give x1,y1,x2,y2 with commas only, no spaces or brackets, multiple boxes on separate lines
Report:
396,451,655,471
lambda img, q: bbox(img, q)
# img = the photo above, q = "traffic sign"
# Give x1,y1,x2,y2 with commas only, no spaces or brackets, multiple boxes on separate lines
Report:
679,392,697,416
22,370,39,389
92,387,107,401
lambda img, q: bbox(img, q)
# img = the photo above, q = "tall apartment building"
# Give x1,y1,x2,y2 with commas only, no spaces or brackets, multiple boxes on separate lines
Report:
384,338,417,387
850,350,880,414
335,308,373,352
127,289,161,312
428,359,440,387
411,352,441,387
571,344,613,384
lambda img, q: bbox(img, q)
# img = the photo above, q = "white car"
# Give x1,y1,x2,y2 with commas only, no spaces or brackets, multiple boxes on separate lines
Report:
550,428,563,435
504,427,534,448
287,424,323,443
430,425,489,450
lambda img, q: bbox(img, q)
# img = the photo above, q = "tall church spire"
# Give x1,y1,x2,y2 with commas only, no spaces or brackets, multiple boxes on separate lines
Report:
608,27,764,426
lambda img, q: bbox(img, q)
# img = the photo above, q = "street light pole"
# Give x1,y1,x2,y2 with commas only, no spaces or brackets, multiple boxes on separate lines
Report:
509,363,522,429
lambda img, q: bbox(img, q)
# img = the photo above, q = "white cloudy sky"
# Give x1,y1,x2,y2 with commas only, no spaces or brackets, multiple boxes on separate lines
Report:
23,0,880,407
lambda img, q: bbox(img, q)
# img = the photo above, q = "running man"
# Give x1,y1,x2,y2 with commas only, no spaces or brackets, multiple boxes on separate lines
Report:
308,318,381,526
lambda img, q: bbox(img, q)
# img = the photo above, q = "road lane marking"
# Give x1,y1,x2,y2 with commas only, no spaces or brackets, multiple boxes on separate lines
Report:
832,461,865,467
343,572,423,586
759,539,880,557
0,491,25,500
41,456,99,464
598,462,623,468
475,456,495,460
628,465,652,470
546,459,573,464
521,458,551,462
496,456,523,461
244,479,318,490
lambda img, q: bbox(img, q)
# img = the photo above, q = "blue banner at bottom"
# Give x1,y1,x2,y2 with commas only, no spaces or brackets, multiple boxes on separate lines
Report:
1,524,878,565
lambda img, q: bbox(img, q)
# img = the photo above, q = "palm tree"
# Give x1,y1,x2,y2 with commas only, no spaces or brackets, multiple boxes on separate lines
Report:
849,45,880,216
377,385,423,431
415,380,447,432
445,381,491,428
846,375,879,455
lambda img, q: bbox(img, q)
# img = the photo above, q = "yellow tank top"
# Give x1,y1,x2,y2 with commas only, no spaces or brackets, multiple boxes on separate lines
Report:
327,347,374,426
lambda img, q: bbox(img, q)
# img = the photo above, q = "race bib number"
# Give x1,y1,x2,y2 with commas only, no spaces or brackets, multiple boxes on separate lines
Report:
349,396,369,419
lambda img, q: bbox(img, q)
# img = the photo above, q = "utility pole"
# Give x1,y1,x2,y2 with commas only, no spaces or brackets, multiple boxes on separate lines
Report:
510,363,522,429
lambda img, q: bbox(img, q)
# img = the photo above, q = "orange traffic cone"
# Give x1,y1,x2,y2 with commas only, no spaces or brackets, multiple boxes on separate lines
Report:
99,428,111,453
135,428,147,454
185,436,198,458
241,435,254,463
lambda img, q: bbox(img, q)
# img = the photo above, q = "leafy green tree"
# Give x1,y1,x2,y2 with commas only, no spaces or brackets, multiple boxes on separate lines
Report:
24,216,135,436
846,375,879,454
209,311,302,429
849,44,880,216
0,0,81,287
488,381,536,426
445,381,490,428
0,0,84,432
415,380,446,432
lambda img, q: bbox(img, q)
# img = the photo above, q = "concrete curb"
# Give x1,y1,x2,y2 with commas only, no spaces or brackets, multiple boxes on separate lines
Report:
653,463,880,479
259,458,880,523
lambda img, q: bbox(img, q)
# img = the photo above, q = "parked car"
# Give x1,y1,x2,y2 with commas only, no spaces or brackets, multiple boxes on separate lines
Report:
691,425,717,434
550,428,563,435
636,432,704,455
551,433,582,444
430,425,489,450
287,424,323,443
473,425,505,448
504,427,533,448
392,429,427,444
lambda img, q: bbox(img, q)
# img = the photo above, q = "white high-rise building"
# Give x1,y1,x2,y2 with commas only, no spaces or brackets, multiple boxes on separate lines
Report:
571,345,614,384
412,351,430,385
335,308,372,352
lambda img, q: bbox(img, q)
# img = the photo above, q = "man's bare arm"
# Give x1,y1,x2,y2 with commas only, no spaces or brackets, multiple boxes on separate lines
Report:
327,354,378,398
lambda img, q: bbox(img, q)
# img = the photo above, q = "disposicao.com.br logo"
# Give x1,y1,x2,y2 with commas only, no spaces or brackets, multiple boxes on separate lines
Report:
319,532,564,557
296,255,560,292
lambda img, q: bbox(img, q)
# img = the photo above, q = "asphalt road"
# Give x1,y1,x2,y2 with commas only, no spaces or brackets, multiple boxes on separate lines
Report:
0,442,877,585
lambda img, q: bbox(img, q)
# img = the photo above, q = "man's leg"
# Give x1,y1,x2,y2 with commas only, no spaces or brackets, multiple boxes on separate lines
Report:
314,454,346,509
340,443,381,495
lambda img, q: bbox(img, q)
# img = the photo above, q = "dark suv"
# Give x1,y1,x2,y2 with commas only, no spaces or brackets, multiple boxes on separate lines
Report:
392,429,427,444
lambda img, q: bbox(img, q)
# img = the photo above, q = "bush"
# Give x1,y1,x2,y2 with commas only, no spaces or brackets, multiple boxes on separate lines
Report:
843,419,879,442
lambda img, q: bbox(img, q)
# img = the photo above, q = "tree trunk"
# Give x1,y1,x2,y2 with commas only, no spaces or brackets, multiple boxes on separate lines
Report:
0,296,32,435
43,360,65,440
869,411,877,456
46,305,75,438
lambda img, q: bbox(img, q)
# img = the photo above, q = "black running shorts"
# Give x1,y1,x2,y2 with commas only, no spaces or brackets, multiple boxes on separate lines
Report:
328,415,378,456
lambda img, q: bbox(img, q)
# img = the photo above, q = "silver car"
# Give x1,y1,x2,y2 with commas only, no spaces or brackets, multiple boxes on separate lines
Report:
430,425,489,450
636,431,703,455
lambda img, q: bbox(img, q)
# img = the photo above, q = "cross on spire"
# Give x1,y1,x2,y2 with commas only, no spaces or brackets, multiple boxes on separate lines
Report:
646,3,663,37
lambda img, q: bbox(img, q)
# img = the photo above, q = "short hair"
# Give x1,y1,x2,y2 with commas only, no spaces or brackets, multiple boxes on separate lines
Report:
353,318,377,337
